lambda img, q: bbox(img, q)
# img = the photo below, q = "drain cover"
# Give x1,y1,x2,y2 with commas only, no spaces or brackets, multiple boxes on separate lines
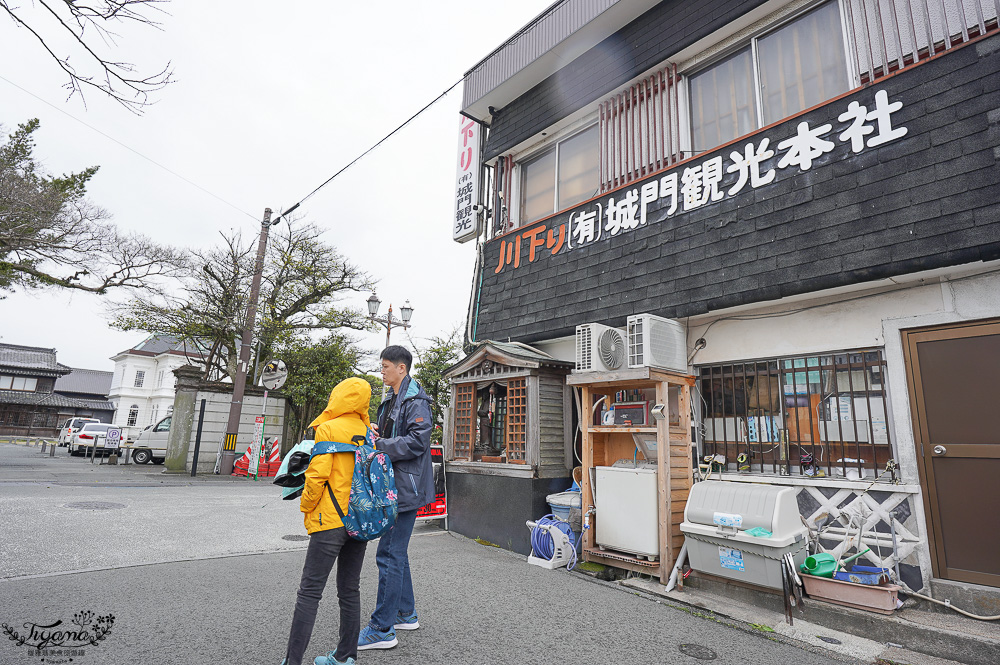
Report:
282,534,310,541
64,501,126,511
678,644,717,660
817,636,842,645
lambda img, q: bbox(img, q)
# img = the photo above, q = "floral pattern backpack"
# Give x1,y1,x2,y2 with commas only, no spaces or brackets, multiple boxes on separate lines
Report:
311,433,398,541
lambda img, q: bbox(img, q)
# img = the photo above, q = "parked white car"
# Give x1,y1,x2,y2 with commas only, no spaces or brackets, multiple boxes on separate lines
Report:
131,416,171,465
58,417,101,447
69,423,114,457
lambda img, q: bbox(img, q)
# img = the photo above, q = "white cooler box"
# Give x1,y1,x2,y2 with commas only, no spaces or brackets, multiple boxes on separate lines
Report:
680,480,807,589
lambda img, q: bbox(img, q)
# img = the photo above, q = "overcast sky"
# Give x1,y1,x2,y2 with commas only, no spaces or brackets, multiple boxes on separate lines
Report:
1,0,551,372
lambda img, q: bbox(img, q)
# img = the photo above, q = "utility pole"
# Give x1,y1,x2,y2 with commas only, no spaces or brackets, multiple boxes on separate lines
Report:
218,207,272,476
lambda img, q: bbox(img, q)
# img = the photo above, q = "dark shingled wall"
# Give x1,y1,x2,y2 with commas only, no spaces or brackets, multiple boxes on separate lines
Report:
484,0,771,161
473,34,1000,344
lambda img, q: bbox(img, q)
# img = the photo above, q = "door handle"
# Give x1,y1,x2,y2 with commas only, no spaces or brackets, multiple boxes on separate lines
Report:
933,445,947,455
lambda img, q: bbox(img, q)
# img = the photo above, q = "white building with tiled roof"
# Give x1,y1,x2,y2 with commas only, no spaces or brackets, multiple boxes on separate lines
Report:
109,335,205,428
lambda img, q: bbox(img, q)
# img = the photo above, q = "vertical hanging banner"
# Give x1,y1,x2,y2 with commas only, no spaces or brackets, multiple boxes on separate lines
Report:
249,415,266,477
454,116,480,243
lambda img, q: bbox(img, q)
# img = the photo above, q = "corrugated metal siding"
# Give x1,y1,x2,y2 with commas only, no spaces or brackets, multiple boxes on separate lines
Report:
463,0,619,109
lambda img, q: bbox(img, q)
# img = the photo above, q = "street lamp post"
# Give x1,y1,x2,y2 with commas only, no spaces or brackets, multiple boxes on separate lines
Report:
367,292,413,347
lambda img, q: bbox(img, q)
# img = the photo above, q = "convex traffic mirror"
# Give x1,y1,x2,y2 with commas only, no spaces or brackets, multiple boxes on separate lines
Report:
261,359,288,391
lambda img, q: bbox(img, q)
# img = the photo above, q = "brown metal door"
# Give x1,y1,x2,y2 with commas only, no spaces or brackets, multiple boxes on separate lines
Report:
903,320,1000,587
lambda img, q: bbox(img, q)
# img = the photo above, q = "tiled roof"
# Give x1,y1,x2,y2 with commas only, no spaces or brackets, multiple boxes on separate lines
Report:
0,343,72,375
55,368,113,396
0,390,112,410
116,334,208,358
445,339,573,378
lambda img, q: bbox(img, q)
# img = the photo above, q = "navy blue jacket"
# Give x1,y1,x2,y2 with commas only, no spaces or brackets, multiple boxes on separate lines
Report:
376,375,433,512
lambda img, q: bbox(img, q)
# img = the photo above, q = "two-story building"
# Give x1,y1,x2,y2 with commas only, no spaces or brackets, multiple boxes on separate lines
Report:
0,343,114,436
446,0,1000,596
109,335,205,429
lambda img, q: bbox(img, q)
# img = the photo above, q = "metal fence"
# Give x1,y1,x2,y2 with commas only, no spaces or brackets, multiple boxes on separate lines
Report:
697,348,893,479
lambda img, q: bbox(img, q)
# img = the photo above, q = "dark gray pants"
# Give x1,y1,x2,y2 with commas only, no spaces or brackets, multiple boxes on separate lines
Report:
285,527,367,665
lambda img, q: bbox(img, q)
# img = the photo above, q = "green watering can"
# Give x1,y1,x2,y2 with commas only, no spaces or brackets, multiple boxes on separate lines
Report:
801,548,871,578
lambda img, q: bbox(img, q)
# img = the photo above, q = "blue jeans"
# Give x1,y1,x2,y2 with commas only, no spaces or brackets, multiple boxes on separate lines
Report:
369,509,417,631
285,527,367,665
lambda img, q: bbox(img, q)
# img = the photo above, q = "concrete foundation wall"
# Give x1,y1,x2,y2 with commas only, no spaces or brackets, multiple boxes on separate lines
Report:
446,471,571,555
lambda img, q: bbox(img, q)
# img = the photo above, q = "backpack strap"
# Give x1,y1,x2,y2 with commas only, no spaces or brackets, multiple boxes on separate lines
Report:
310,440,355,459
325,482,347,521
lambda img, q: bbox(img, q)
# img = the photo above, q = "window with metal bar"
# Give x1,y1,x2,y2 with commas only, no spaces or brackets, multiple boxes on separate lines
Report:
697,348,893,478
844,0,999,84
599,62,683,191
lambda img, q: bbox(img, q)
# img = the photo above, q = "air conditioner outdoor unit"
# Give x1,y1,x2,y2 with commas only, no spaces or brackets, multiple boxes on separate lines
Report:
576,323,627,372
627,313,687,373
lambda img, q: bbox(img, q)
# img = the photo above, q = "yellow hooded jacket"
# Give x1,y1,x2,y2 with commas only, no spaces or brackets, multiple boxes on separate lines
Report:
300,377,372,534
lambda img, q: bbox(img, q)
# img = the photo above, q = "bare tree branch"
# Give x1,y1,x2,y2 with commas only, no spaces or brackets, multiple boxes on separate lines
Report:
1,0,173,113
112,219,375,381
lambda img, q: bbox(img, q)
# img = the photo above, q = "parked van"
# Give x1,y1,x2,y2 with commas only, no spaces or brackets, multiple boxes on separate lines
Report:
58,417,100,446
131,416,171,464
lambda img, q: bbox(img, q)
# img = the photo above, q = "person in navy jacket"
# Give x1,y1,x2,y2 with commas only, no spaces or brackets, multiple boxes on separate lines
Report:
357,345,433,651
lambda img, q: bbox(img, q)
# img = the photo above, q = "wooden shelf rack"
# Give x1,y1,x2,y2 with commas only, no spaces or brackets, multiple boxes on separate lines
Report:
567,367,695,583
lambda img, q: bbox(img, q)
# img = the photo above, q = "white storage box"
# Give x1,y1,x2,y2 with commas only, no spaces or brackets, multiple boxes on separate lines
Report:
680,480,807,589
595,464,659,558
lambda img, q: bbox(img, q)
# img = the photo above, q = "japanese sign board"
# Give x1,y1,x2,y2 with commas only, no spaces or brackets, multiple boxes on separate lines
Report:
492,89,908,274
454,115,481,243
249,415,266,477
106,428,122,449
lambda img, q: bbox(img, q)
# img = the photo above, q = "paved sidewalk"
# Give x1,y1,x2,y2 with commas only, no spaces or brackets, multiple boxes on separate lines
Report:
1,530,854,665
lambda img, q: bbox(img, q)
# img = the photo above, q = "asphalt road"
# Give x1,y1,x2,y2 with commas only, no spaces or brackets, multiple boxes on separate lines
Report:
0,442,853,665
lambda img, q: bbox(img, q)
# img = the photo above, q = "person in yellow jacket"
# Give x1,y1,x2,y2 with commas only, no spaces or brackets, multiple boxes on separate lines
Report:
282,377,371,665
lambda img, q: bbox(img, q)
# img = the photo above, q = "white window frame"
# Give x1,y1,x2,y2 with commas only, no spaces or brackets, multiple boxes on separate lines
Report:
685,0,857,155
134,370,145,388
514,118,600,226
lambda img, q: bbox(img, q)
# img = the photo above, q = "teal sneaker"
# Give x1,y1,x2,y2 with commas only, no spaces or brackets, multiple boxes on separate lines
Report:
357,624,398,650
393,612,419,630
313,654,354,665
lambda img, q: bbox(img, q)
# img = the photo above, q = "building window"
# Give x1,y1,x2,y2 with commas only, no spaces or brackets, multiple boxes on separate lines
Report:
0,376,38,392
127,405,139,427
157,371,164,388
150,405,158,424
453,384,475,460
698,348,891,478
519,124,599,225
690,1,849,154
505,378,527,464
134,370,145,388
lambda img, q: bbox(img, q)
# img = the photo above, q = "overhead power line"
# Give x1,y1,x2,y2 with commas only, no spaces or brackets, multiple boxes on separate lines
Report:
0,74,260,221
3,73,467,226
272,77,464,223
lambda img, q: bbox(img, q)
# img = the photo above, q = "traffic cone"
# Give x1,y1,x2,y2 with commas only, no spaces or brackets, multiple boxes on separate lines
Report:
232,444,252,476
268,438,281,464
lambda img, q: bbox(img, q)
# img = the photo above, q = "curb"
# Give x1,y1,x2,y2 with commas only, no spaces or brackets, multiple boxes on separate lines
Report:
660,575,1000,665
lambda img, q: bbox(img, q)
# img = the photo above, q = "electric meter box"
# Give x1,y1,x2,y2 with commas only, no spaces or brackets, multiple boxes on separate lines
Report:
680,480,808,589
